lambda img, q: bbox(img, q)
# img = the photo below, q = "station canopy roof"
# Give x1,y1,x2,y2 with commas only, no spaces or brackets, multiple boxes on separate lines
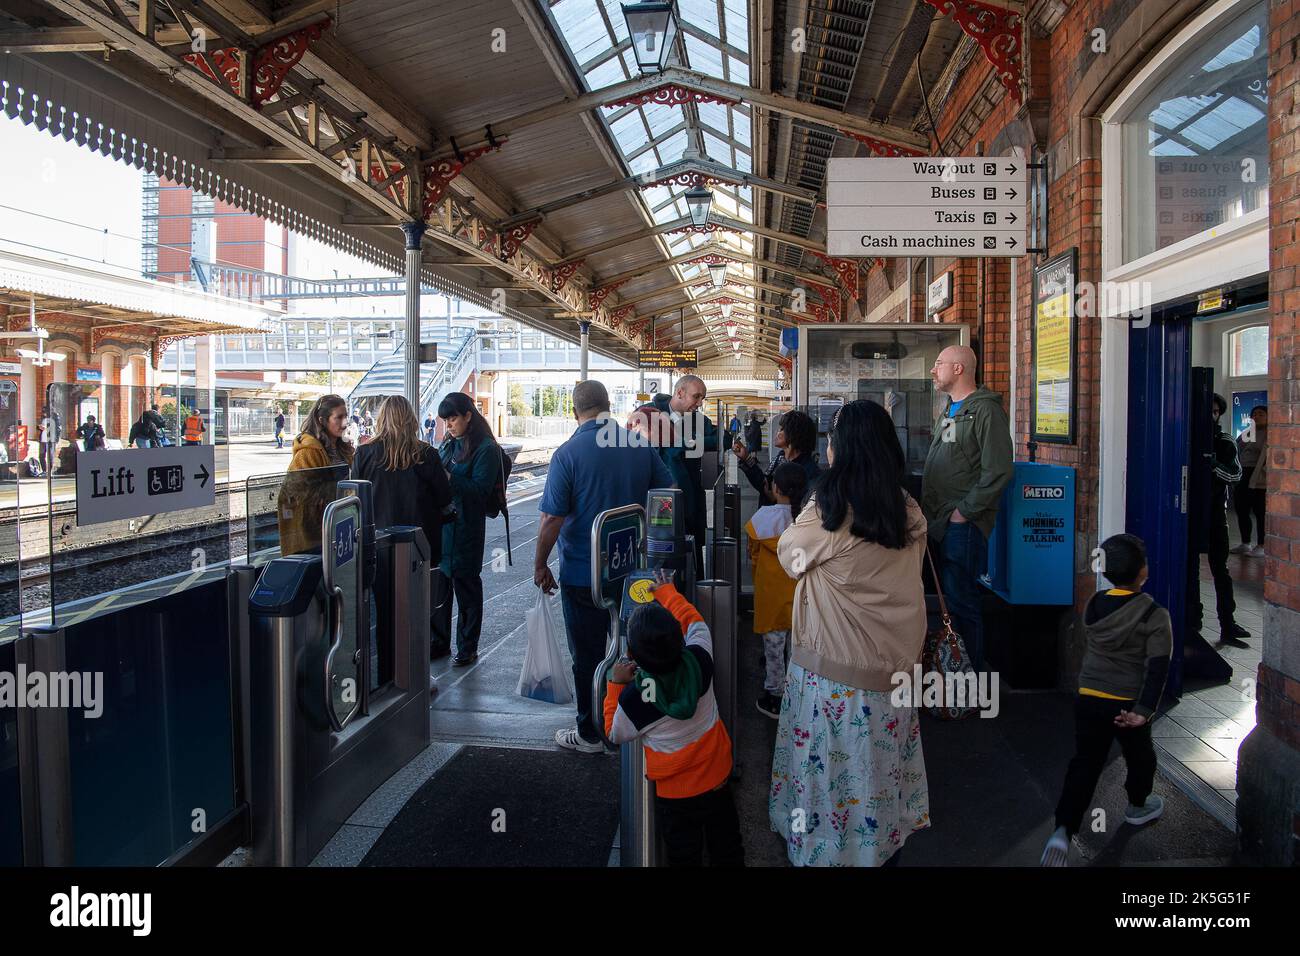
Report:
0,247,279,358
0,0,1012,368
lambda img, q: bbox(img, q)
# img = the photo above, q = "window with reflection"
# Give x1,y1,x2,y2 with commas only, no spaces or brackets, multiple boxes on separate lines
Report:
1120,1,1268,262
1229,324,1268,376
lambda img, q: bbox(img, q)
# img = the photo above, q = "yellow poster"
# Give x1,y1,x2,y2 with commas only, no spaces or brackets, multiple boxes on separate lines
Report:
1034,253,1075,442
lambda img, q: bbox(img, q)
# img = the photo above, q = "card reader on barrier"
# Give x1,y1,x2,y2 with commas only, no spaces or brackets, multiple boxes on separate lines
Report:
645,487,695,601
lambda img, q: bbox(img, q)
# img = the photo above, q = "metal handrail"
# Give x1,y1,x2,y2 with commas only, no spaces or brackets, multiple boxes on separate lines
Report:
589,504,646,750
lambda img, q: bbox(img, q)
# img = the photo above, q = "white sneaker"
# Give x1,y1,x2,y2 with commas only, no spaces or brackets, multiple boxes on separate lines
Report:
1229,543,1251,555
1249,545,1266,557
1125,795,1164,826
554,727,604,754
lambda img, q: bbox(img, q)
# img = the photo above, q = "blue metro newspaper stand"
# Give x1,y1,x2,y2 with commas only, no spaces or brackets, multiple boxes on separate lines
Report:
985,462,1076,606
981,462,1076,689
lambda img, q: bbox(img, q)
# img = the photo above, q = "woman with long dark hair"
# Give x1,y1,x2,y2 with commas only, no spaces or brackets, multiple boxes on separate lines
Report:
351,394,452,576
770,399,930,867
733,409,819,504
434,391,501,666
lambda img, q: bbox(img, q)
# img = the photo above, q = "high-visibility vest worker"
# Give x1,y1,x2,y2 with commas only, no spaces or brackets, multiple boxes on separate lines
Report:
183,414,204,443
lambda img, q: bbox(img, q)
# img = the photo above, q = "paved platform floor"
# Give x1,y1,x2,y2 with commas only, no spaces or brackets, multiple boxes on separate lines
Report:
308,481,1242,867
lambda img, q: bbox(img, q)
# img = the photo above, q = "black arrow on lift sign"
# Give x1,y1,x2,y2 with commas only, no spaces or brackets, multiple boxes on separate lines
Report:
194,462,210,489
1005,237,1019,248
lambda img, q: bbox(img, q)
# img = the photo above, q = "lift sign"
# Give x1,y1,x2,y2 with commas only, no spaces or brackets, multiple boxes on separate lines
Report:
334,516,356,566
1022,485,1065,500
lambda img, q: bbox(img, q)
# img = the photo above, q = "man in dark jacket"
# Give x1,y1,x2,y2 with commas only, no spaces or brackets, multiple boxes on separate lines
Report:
1191,393,1249,647
743,413,763,458
921,346,1014,671
652,374,718,575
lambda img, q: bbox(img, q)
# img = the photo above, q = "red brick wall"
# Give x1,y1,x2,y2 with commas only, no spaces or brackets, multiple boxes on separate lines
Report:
1260,0,1300,757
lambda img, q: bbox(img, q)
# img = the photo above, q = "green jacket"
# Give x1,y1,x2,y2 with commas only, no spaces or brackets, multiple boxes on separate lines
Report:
439,437,498,577
921,387,1014,541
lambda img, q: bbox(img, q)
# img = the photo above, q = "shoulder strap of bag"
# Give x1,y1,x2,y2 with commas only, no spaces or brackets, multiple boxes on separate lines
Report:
924,544,954,629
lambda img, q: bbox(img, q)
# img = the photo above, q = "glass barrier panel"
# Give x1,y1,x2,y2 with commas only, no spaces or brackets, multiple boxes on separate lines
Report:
272,464,351,559
0,638,20,865
45,383,232,630
63,575,235,864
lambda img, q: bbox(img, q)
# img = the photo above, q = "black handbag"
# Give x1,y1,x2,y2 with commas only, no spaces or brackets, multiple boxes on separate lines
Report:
921,547,979,719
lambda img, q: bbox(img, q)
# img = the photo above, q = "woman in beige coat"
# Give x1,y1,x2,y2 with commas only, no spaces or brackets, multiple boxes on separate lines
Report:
770,399,930,867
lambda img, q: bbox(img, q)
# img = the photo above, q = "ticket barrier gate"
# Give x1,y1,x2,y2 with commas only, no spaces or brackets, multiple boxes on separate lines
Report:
591,488,736,867
246,480,431,865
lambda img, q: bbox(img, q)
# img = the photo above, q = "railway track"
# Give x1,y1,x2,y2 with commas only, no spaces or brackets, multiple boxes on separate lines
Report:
1,463,549,619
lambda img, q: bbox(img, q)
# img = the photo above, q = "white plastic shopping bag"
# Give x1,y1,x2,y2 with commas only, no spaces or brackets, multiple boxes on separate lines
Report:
517,587,574,705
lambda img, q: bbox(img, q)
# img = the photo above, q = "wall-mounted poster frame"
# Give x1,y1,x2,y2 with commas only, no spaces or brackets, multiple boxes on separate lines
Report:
1032,248,1078,444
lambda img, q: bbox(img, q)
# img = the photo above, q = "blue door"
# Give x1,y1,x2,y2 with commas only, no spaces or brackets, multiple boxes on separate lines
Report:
1126,314,1192,696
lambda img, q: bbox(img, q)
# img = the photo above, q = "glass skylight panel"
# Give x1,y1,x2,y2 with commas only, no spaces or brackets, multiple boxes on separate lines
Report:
599,0,631,42
735,150,752,173
554,0,611,60
656,129,689,162
1203,27,1260,71
629,150,659,175
585,55,629,91
704,131,732,163
697,102,731,135
728,55,749,85
724,0,748,52
685,33,726,79
611,110,651,152
732,110,752,147
679,0,721,33
653,202,680,224
644,102,685,138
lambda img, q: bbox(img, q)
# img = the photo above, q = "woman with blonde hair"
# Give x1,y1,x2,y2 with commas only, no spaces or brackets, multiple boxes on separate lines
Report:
351,395,453,649
278,393,355,556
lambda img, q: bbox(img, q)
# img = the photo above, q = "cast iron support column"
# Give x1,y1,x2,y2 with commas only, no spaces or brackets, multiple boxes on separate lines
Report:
401,221,427,410
579,320,591,382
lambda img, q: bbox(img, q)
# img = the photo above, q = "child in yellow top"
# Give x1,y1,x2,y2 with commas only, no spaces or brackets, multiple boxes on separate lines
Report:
745,463,809,718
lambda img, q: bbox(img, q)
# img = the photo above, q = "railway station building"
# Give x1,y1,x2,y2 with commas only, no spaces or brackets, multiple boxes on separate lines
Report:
0,0,1297,872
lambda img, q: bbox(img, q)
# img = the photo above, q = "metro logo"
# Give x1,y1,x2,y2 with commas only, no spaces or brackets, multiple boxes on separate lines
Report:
1023,485,1065,499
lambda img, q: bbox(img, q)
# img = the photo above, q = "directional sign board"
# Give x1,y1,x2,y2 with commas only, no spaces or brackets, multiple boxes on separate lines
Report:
827,157,1028,257
75,445,216,526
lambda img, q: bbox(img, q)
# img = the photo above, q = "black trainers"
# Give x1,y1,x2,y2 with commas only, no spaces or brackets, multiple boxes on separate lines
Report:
1219,623,1250,648
756,692,781,719
451,651,478,667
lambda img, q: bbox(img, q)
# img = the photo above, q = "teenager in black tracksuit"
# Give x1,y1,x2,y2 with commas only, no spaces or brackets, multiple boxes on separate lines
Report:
1189,394,1248,647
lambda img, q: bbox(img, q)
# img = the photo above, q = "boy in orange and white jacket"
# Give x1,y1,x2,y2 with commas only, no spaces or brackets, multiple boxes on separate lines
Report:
604,569,744,866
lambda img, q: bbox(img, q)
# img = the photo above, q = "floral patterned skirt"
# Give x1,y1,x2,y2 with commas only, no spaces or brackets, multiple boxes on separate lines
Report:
769,662,931,866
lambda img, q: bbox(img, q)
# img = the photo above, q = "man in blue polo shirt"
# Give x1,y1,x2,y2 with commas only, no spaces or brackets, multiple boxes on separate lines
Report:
535,379,673,754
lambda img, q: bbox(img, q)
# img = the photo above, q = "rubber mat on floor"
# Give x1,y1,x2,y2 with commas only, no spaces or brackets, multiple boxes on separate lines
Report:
359,745,619,867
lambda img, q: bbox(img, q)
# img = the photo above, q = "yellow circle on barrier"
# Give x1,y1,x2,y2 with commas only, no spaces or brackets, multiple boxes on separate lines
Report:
628,578,656,604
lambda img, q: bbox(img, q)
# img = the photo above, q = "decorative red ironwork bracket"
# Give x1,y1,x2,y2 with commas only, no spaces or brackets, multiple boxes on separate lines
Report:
605,83,739,111
627,317,654,338
837,130,928,157
809,251,859,300
500,219,540,260
551,259,584,293
920,1,1024,104
685,253,744,267
608,304,634,331
421,140,505,218
667,223,736,236
589,279,629,311
640,170,737,191
183,18,330,108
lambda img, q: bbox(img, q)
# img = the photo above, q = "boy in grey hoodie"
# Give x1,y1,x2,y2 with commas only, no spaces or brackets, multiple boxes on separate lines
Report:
1041,533,1172,866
